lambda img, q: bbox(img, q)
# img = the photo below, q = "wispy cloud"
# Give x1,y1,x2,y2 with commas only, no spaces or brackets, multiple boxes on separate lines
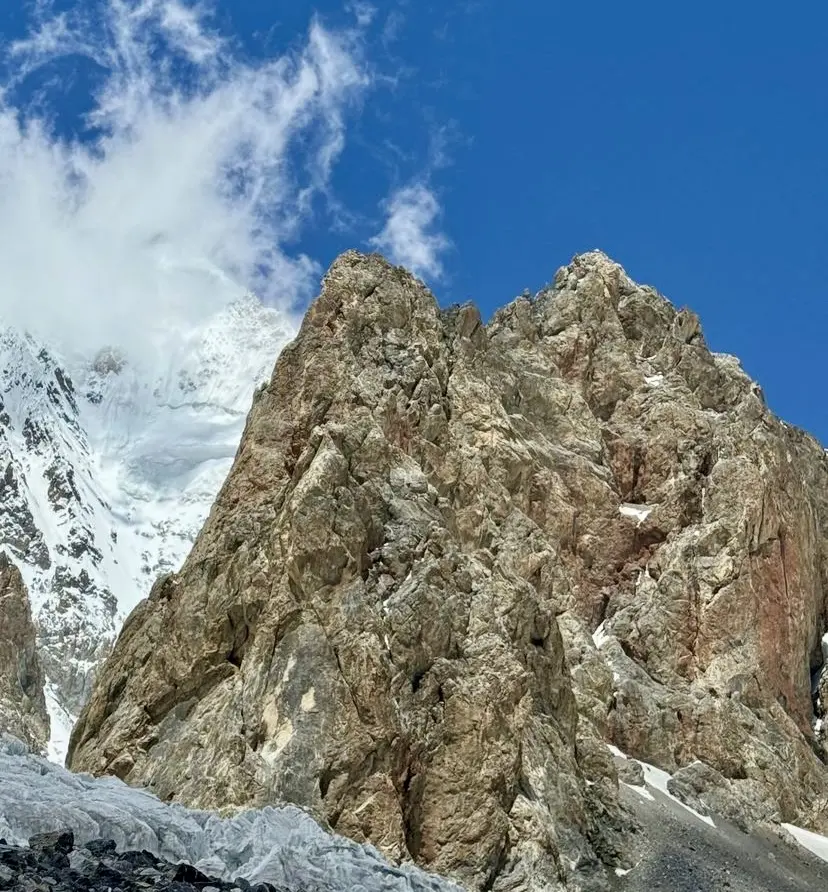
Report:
369,182,450,281
381,10,405,47
0,0,371,361
346,2,377,28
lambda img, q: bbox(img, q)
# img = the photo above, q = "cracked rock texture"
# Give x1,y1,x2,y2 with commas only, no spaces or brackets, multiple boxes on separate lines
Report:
70,251,828,888
0,553,48,751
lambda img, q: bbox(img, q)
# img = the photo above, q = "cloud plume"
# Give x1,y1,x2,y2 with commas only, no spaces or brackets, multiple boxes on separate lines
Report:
0,0,370,360
370,182,450,281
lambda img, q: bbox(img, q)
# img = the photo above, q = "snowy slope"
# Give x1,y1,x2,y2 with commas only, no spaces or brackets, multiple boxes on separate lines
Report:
0,296,293,760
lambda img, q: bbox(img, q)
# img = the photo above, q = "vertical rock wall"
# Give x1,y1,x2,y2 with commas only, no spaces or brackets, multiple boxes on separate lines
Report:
0,552,48,751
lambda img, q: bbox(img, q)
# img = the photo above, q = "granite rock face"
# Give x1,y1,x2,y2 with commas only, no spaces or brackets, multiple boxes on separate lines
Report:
0,553,48,751
70,251,828,887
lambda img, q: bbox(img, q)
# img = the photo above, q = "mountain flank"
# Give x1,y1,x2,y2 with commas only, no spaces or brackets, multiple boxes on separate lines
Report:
0,299,290,759
0,552,48,751
68,251,828,891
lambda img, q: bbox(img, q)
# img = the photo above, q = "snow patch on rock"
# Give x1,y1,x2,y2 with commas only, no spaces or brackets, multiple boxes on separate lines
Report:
782,823,828,865
618,503,653,526
592,621,610,649
44,682,73,766
608,744,715,828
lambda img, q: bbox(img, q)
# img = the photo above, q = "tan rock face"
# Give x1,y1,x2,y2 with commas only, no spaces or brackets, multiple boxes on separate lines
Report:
0,552,49,751
70,251,828,887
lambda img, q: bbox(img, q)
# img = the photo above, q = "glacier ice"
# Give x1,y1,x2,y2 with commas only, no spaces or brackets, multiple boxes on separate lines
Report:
0,736,460,892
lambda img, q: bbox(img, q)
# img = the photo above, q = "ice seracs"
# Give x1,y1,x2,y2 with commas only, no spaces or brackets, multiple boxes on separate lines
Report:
0,737,461,892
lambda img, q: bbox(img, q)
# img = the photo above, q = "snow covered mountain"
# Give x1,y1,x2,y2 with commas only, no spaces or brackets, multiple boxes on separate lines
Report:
0,296,293,761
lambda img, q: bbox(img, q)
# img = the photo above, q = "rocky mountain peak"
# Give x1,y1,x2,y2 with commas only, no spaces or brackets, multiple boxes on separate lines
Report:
90,347,127,379
68,251,828,890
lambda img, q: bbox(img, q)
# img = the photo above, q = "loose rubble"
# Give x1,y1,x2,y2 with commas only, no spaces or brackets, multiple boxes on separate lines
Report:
0,829,285,892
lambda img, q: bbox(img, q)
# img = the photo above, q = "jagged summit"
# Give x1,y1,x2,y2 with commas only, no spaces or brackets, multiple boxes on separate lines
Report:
553,248,636,284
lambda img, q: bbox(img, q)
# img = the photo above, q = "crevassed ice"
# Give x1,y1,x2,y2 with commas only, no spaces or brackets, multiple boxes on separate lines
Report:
0,738,460,892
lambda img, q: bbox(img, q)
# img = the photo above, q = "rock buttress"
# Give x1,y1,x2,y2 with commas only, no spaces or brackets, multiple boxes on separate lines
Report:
0,552,49,751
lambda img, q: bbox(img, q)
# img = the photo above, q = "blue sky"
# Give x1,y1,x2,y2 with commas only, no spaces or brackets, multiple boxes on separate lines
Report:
0,1,826,440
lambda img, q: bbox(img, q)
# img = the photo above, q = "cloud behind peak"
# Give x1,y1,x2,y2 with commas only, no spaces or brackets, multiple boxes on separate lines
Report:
0,0,371,360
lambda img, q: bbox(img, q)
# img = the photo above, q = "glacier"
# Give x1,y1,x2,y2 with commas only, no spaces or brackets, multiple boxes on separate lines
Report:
0,736,459,892
0,296,293,760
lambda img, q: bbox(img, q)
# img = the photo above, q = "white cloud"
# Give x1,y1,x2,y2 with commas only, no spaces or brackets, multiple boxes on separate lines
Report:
369,183,450,280
0,0,371,362
346,2,377,28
